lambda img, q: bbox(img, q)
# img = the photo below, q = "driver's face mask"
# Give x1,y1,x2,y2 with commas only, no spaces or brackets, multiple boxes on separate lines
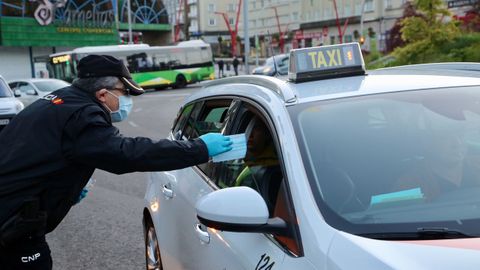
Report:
106,90,133,122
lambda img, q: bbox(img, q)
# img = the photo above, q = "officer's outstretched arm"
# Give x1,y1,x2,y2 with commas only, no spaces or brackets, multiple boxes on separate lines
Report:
63,107,211,174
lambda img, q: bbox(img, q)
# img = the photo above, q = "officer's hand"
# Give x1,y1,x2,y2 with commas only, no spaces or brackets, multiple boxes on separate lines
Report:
199,133,233,157
75,188,89,205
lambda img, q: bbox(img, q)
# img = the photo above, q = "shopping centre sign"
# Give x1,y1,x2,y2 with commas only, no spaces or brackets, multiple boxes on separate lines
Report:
31,0,115,28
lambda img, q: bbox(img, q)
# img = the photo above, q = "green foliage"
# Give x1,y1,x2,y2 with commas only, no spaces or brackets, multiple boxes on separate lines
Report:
386,33,480,66
401,17,430,43
372,0,468,67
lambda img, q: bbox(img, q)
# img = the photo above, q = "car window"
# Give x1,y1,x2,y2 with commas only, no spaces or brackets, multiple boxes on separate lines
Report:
0,79,13,97
213,108,283,216
179,100,233,177
184,100,232,140
172,103,195,140
33,80,69,92
18,82,36,94
290,86,480,238
209,104,302,255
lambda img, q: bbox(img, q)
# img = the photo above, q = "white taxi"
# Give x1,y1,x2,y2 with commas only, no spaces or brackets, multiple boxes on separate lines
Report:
143,43,480,270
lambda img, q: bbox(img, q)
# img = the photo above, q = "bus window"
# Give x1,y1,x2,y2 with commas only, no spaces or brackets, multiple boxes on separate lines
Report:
153,53,169,71
126,53,152,73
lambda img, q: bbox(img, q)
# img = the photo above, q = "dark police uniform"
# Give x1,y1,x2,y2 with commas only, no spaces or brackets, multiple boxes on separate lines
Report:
0,86,208,269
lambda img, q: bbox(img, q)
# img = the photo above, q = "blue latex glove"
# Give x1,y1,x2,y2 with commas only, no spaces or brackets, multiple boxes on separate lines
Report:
75,188,89,204
199,133,233,157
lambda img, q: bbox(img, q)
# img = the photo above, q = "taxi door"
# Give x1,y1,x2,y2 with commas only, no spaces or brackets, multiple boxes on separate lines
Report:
186,100,292,270
170,98,287,269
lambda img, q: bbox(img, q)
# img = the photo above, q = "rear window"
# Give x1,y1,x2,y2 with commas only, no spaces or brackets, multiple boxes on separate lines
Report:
0,79,12,97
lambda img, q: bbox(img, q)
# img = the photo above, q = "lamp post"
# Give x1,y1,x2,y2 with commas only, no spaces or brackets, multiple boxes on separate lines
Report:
127,0,133,44
243,0,249,74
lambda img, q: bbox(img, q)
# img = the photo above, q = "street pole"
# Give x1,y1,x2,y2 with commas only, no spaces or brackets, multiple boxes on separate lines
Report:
255,34,259,67
243,0,250,74
360,0,366,46
184,0,189,40
127,0,133,44
171,0,176,43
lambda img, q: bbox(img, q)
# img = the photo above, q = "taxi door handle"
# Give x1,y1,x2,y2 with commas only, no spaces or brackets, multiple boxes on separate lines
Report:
195,223,210,244
162,184,174,198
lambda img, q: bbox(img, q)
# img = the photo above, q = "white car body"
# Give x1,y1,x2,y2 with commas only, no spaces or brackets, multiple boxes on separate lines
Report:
8,78,70,107
144,59,480,270
0,75,24,132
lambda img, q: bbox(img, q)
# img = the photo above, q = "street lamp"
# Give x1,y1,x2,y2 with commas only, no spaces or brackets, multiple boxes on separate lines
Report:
127,0,133,44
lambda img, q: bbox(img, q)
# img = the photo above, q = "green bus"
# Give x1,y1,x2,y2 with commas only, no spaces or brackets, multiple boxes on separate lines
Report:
48,40,215,89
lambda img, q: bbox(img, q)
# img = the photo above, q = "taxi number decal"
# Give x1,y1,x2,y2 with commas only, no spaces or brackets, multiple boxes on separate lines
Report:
308,49,343,68
255,253,275,270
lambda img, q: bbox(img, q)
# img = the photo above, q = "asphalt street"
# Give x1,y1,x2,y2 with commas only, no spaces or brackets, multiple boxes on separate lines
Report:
47,85,201,269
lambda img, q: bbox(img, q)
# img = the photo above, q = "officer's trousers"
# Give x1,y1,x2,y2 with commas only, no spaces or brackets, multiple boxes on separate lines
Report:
0,235,52,270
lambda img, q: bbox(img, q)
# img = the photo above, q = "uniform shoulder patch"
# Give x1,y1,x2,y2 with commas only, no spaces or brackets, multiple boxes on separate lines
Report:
42,94,64,105
52,97,64,105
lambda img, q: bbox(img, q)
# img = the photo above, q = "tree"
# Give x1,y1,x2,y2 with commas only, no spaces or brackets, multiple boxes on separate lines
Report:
456,1,480,32
393,0,461,64
385,2,421,52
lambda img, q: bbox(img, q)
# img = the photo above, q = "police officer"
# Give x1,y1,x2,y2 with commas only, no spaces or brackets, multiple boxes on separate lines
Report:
0,55,232,270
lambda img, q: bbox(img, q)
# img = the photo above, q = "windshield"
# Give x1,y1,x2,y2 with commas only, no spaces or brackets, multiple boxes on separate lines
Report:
0,79,13,98
33,80,70,92
289,86,480,237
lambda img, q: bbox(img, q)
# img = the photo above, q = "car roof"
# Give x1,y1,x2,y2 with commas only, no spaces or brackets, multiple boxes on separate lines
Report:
194,63,480,106
289,73,480,103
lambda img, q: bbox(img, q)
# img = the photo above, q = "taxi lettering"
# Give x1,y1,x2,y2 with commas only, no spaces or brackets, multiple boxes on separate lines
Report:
308,49,343,68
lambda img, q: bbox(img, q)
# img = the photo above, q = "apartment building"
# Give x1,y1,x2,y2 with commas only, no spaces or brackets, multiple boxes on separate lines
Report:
297,0,405,52
166,0,476,55
238,0,302,56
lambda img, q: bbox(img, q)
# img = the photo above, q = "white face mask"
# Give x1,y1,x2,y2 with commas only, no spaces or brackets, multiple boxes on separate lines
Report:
106,90,133,122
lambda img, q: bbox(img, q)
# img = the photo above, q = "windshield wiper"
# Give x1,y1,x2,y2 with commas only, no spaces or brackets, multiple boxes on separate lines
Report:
358,227,476,240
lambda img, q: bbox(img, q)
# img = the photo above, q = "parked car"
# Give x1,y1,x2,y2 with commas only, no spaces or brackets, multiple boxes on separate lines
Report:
252,54,289,76
0,75,24,132
143,43,480,269
8,78,70,107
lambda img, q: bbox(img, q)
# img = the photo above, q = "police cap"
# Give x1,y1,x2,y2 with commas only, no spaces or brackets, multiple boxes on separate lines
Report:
77,55,145,96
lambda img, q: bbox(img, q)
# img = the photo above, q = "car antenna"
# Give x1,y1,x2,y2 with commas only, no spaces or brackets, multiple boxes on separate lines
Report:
267,30,279,76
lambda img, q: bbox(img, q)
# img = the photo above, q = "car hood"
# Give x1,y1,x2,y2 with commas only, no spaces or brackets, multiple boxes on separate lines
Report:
326,231,480,269
0,97,21,114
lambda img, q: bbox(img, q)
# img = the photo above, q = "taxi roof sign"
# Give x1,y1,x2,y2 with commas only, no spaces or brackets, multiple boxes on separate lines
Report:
288,42,365,83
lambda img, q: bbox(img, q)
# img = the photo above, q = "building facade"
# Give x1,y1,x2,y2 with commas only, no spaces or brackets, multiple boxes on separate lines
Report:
0,0,170,80
239,0,302,57
296,0,405,52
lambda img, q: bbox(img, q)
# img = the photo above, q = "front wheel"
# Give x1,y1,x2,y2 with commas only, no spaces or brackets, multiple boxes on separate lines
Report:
145,219,163,270
173,74,187,89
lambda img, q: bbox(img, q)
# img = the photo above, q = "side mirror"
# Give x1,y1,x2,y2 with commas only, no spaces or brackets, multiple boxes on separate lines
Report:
26,89,37,96
196,187,289,235
14,90,21,97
